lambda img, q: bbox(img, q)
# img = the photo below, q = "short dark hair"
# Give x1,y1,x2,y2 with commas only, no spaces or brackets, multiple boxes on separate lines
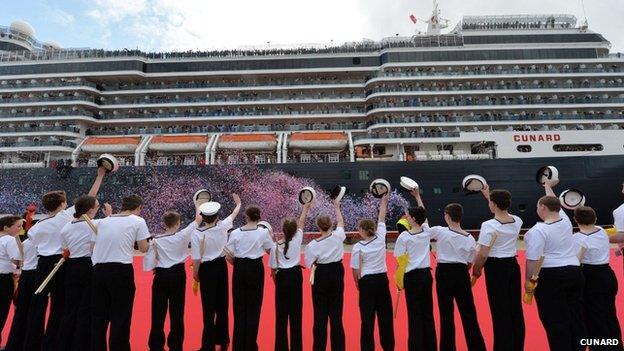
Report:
538,196,561,212
316,216,332,231
163,211,181,228
444,203,463,222
201,213,219,225
42,191,67,212
407,206,427,225
573,206,597,225
245,206,261,222
489,189,512,211
0,215,22,231
73,195,97,218
121,195,143,211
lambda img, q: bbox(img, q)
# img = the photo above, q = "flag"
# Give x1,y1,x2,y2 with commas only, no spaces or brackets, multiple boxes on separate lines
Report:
410,14,417,24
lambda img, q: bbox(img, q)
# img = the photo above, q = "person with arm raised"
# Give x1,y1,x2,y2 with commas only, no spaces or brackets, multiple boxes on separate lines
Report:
351,193,395,351
190,193,240,351
270,201,311,351
304,199,346,351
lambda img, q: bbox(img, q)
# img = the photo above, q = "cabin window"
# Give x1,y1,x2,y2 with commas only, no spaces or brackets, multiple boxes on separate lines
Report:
518,204,527,212
433,187,442,195
358,170,369,180
517,145,532,152
552,144,603,152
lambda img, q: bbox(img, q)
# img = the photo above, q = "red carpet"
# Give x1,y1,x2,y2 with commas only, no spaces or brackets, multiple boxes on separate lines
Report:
2,252,623,350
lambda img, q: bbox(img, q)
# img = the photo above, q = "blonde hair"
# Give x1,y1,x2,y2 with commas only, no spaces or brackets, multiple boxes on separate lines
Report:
357,219,376,237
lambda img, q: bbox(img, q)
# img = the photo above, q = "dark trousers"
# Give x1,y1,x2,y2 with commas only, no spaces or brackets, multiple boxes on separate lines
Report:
404,268,436,351
199,257,229,351
358,273,395,351
312,261,345,351
149,263,186,351
24,254,66,351
90,263,136,351
535,266,586,351
0,273,14,346
581,264,623,351
5,269,37,351
232,257,264,351
274,266,303,351
435,263,486,351
483,257,525,351
58,257,93,351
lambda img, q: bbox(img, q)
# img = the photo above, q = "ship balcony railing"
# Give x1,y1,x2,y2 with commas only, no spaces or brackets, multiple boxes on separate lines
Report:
0,80,97,90
368,97,624,109
102,79,367,91
0,140,76,148
0,110,96,119
0,126,80,133
214,152,277,165
0,37,462,63
285,152,348,164
375,67,624,79
352,131,461,141
366,82,624,95
86,122,366,136
369,113,624,125
99,108,366,120
103,95,365,105
0,96,96,104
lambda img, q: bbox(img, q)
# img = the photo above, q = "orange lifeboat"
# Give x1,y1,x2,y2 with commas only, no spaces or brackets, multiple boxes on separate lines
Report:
218,133,277,151
289,132,347,150
149,135,208,152
81,136,140,153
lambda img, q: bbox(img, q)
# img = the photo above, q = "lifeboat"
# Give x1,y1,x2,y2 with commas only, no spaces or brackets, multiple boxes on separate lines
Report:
218,133,277,151
289,132,347,150
149,135,208,152
81,136,140,153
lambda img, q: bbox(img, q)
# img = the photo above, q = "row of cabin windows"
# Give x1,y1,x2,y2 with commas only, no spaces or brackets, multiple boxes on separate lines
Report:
517,144,605,152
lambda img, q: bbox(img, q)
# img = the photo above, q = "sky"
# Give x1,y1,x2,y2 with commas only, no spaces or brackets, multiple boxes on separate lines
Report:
1,0,622,52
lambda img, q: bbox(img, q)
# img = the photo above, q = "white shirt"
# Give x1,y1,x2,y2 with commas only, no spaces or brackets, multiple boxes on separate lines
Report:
478,215,523,258
22,238,38,271
226,226,273,259
351,223,388,277
0,235,21,273
269,229,303,269
614,204,624,232
191,217,233,262
429,225,477,264
525,210,579,268
61,219,101,258
394,227,433,272
91,214,151,264
153,222,196,268
304,226,346,268
28,206,76,256
573,227,610,265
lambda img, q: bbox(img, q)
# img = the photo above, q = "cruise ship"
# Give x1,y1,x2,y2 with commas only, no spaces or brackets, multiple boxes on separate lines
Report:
1,3,623,227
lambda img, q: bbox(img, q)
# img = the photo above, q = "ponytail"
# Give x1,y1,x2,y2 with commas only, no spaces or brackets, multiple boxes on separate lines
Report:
281,219,298,259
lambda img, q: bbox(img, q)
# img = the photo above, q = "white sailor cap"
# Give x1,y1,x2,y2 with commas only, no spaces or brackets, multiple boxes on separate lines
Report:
298,187,316,204
199,201,221,216
559,189,586,210
536,165,559,185
400,176,419,191
462,174,487,192
370,178,390,198
258,220,273,232
193,189,212,206
330,186,346,202
97,154,119,173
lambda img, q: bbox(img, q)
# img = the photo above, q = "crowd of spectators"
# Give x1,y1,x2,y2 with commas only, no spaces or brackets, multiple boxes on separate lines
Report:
0,136,76,148
380,63,622,77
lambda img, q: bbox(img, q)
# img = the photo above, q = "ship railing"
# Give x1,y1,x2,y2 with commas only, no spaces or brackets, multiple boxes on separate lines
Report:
0,36,464,63
101,79,367,91
367,82,624,95
0,126,79,133
370,97,624,108
375,67,624,78
98,108,366,120
102,94,365,105
0,96,96,103
0,140,76,148
370,113,624,124
352,132,461,140
0,80,97,90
